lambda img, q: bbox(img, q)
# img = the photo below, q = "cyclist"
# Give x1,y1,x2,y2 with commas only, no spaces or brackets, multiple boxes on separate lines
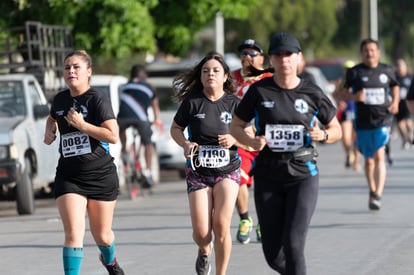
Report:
117,64,163,187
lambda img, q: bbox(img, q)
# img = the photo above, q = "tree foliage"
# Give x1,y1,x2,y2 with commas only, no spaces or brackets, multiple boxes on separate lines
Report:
378,0,414,61
334,0,414,63
2,0,414,66
149,0,258,56
0,0,158,58
225,0,342,58
0,0,258,58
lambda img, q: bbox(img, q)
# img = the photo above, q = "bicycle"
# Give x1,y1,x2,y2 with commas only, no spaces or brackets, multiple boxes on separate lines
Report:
123,128,154,200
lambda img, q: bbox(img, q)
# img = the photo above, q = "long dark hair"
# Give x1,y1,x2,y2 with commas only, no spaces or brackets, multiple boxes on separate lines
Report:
172,51,236,102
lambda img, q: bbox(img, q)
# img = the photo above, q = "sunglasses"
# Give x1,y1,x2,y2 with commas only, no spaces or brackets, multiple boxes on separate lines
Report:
240,51,261,58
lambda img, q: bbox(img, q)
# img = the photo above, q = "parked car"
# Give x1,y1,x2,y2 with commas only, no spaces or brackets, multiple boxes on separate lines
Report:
149,76,186,178
304,66,337,105
306,58,345,84
90,74,161,185
0,74,59,215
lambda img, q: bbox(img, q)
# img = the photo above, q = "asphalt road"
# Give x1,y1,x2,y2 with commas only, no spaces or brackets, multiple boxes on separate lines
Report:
1,136,414,275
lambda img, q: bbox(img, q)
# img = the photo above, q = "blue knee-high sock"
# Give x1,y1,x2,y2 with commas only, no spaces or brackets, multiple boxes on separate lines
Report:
98,241,115,265
62,247,83,275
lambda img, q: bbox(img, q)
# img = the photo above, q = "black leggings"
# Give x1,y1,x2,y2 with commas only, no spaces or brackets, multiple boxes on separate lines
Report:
254,175,319,275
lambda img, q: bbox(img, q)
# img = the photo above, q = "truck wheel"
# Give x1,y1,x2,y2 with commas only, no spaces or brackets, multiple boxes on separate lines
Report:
16,158,35,215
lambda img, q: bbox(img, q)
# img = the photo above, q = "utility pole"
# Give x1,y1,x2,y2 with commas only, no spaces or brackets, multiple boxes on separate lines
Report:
215,12,224,55
361,0,369,40
361,0,378,40
370,0,378,40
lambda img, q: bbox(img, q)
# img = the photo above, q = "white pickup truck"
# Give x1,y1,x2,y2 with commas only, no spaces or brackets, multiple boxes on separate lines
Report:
0,74,59,215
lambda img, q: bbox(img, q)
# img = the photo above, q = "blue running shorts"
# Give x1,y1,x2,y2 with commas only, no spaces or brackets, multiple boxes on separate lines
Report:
356,126,390,158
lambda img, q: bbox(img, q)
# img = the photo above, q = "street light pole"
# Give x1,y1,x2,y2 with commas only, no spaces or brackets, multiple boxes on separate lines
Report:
215,12,224,55
361,0,369,40
361,0,378,40
370,0,378,40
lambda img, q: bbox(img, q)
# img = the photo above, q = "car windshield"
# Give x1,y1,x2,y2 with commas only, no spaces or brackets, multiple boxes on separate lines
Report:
157,86,179,111
0,81,26,117
148,77,179,111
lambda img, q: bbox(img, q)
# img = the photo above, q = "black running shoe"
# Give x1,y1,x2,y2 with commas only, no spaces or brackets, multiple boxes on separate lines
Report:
100,255,125,275
141,174,154,189
368,191,381,210
195,253,211,275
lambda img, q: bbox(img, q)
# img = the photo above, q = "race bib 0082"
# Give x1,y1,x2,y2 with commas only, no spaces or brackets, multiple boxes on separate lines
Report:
61,131,92,157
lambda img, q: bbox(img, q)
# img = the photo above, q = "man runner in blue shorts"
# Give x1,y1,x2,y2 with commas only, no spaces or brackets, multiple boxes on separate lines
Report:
340,38,399,210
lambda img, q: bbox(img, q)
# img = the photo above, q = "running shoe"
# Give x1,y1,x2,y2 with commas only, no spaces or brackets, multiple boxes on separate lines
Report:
369,192,381,210
256,223,262,242
195,253,211,275
141,174,154,189
99,255,125,275
236,217,253,244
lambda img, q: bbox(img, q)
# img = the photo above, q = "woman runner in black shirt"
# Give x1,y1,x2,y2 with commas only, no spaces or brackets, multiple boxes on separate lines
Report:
231,32,342,275
44,50,124,275
170,52,244,275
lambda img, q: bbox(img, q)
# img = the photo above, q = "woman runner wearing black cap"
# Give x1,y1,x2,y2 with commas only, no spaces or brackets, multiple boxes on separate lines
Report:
231,32,342,274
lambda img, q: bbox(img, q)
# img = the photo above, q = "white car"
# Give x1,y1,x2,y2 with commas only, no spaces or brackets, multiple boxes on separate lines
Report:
90,74,161,186
149,76,186,178
0,74,59,214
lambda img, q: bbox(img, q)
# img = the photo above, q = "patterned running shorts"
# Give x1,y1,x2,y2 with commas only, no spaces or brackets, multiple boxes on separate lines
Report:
185,167,240,193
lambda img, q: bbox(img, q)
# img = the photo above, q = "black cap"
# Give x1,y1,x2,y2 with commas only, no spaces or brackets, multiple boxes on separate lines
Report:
268,32,301,55
237,39,263,54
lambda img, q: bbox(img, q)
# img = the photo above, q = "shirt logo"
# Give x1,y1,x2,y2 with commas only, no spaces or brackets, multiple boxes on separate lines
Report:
294,99,308,114
194,113,205,119
379,73,388,84
220,111,232,124
262,101,275,108
77,105,88,118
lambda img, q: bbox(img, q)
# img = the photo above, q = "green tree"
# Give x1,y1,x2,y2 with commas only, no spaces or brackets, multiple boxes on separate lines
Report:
0,0,157,58
334,0,414,64
380,0,414,62
149,0,258,56
0,0,258,59
225,0,342,59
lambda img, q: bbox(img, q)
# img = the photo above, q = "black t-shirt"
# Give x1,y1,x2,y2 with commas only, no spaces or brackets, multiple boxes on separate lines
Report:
396,74,411,100
50,88,115,173
236,77,336,152
406,75,414,101
118,81,156,120
174,90,241,176
343,63,398,129
235,77,337,179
